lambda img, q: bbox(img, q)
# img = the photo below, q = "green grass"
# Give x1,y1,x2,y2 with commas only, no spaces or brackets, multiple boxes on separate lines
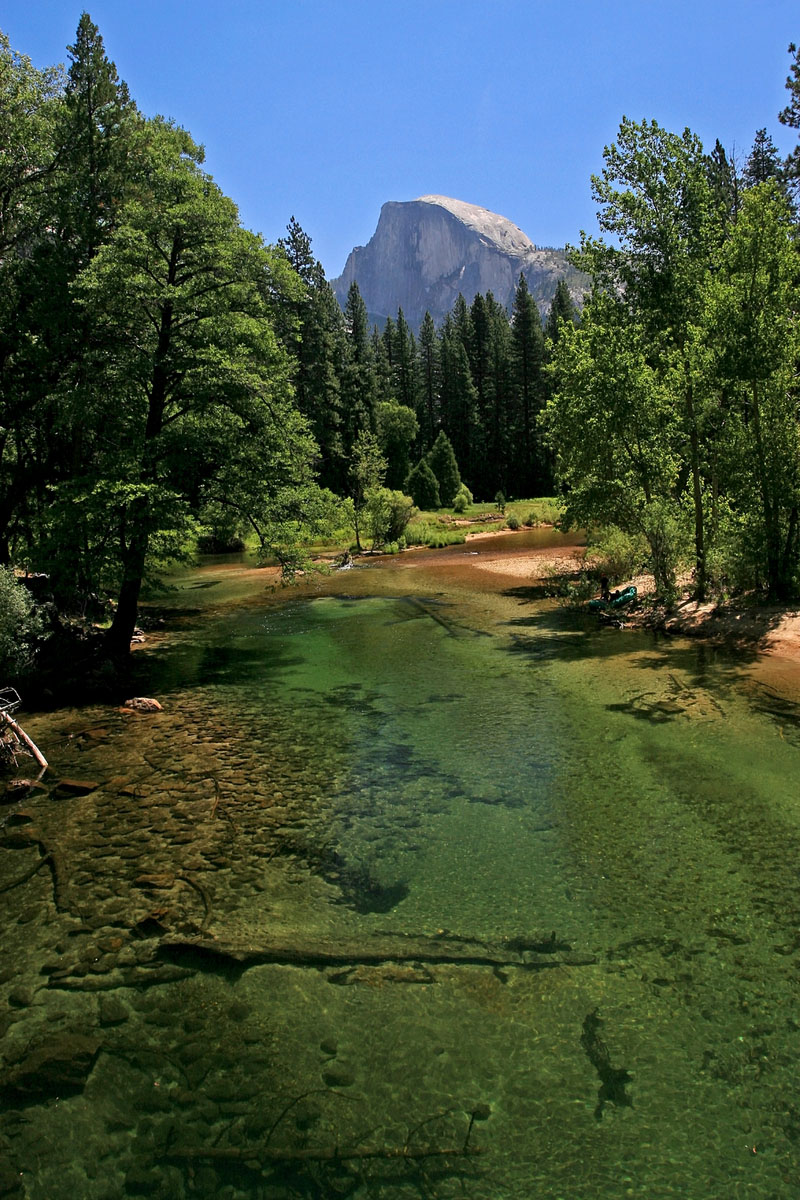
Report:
407,496,563,543
199,498,565,564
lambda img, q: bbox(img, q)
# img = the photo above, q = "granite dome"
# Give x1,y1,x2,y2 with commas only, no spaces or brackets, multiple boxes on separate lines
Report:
332,196,585,331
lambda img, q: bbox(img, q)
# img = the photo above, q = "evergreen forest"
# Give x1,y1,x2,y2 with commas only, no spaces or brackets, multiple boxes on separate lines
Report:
2,15,800,676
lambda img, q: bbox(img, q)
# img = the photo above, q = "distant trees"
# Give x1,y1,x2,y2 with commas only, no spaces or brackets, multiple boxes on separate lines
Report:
315,277,574,508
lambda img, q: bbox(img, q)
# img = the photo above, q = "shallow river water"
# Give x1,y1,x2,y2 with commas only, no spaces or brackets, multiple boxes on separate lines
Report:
2,532,800,1199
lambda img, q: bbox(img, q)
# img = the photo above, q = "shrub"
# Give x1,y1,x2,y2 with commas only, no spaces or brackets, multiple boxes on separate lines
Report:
587,525,647,582
0,568,44,677
494,490,506,514
452,483,473,513
506,514,520,531
365,489,416,550
548,571,599,607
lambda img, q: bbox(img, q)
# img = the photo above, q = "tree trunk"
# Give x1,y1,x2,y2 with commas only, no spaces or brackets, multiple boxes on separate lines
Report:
750,379,783,598
781,504,799,595
105,519,149,656
685,381,706,600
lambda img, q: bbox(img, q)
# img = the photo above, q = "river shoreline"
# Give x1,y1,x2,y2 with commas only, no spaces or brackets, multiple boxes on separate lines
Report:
393,528,800,666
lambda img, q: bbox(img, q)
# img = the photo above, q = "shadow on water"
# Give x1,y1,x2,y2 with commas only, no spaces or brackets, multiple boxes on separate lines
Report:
130,635,307,697
751,681,800,730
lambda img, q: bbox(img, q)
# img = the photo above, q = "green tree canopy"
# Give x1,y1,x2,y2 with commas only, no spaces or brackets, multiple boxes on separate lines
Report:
70,118,316,650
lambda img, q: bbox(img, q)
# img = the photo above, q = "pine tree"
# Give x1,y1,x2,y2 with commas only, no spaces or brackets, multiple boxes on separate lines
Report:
439,308,477,485
278,219,346,491
545,279,578,344
468,291,513,499
393,308,417,409
340,282,377,460
58,13,138,265
414,311,440,449
705,139,741,227
485,293,513,499
779,42,800,205
373,321,395,405
743,128,784,189
510,274,547,495
427,429,461,506
406,457,440,509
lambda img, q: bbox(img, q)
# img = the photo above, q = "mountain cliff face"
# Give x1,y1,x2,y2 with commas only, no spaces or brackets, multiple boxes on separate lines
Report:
331,195,586,329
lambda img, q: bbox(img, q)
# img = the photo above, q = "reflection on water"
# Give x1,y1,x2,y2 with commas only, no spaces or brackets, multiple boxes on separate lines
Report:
2,543,800,1198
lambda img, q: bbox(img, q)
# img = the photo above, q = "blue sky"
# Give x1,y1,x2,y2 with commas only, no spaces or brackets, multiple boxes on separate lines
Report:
2,1,798,278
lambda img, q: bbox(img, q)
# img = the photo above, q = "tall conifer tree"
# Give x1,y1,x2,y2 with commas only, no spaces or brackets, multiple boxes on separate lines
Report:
510,274,547,494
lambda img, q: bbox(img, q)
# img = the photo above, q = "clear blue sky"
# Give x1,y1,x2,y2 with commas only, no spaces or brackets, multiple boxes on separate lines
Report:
2,1,798,278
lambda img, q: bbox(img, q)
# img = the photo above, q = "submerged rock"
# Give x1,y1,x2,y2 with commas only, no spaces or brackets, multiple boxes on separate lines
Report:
122,698,163,713
1,1033,101,1103
7,985,34,1008
98,995,129,1026
53,778,101,797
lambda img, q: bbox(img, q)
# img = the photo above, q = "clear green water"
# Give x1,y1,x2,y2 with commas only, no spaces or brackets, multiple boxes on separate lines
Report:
2,538,800,1198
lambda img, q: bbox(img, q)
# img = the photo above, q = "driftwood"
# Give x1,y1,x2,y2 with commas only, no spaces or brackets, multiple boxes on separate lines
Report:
0,832,68,912
159,930,596,974
175,873,212,932
0,710,47,771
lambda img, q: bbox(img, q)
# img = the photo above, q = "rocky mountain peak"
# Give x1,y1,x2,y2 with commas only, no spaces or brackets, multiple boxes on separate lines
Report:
413,195,537,257
331,196,585,331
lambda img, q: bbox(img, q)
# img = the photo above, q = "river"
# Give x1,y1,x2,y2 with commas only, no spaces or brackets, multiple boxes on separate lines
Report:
2,531,800,1199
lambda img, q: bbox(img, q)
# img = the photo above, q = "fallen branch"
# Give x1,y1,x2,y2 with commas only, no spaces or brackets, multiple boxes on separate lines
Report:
1,832,68,911
159,931,595,973
0,850,52,895
0,711,47,771
209,775,236,831
176,873,212,932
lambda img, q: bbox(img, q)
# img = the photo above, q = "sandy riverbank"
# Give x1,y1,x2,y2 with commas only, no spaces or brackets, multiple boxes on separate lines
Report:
452,530,800,665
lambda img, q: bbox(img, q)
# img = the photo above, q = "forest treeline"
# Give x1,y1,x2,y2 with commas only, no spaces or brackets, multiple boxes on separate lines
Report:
1,14,800,671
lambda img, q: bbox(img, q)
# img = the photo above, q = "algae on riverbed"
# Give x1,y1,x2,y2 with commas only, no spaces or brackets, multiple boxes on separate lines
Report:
2,536,800,1198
